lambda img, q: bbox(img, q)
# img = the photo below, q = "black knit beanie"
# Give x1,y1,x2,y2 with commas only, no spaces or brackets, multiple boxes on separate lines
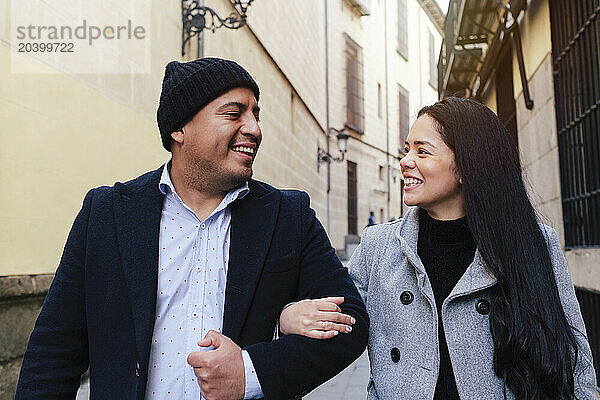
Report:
157,57,260,151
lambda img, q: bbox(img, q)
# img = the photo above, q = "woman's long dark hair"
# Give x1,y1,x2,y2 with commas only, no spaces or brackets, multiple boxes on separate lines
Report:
418,97,578,399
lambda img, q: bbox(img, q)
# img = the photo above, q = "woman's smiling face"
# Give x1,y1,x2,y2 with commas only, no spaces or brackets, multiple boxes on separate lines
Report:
400,114,465,220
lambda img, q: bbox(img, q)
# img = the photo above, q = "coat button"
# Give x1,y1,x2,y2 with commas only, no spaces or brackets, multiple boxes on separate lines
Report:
390,347,400,363
400,291,414,305
135,362,140,377
476,299,490,315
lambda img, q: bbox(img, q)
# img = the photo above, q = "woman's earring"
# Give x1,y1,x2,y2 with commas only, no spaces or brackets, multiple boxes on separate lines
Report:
459,178,463,184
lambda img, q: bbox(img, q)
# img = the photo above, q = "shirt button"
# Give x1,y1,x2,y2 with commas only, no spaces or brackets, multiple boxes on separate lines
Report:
201,223,206,229
195,265,202,272
192,312,199,318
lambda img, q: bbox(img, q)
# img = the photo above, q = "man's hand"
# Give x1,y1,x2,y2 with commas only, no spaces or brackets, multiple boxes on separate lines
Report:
187,330,245,400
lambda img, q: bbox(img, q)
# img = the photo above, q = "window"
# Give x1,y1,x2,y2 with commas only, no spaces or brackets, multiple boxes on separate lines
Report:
428,30,438,89
345,34,365,133
378,165,384,181
550,0,600,248
397,0,408,60
398,84,410,153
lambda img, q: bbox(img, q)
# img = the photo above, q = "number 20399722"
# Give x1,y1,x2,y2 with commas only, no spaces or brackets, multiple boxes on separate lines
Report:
18,42,74,52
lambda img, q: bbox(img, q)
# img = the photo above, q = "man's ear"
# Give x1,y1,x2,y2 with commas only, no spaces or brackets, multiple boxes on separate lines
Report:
171,128,185,145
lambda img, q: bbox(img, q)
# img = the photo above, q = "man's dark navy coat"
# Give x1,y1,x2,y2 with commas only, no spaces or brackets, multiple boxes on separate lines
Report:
15,167,369,399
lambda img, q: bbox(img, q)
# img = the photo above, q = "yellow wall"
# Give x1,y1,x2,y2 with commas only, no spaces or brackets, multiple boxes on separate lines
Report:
0,44,166,276
0,0,187,276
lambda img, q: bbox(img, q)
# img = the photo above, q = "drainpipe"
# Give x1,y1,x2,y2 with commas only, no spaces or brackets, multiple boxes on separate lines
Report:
510,23,534,109
384,0,391,220
325,0,331,232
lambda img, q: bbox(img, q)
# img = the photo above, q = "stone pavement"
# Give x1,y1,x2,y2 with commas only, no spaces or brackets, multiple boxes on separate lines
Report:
76,350,370,399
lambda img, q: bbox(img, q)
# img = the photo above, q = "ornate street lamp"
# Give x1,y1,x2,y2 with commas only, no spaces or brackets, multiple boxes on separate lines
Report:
182,0,254,56
317,128,350,171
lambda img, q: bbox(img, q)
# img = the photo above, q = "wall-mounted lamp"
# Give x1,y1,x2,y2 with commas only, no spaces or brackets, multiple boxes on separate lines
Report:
182,0,254,56
317,128,350,171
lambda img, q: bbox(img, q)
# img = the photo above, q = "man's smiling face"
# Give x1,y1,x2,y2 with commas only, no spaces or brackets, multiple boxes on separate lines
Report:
173,86,261,193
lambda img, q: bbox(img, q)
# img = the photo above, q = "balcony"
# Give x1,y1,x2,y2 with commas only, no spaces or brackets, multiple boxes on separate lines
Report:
437,0,529,99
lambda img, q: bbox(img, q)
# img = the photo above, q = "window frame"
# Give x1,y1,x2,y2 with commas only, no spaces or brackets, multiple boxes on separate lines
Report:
344,33,365,134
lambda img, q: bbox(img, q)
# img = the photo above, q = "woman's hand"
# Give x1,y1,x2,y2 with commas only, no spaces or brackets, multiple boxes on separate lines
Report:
279,297,356,339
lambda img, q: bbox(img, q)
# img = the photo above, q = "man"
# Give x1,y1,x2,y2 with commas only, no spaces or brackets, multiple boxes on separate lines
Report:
15,58,368,399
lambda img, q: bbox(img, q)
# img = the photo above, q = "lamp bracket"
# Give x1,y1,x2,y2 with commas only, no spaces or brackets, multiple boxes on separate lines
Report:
182,0,254,56
317,145,345,172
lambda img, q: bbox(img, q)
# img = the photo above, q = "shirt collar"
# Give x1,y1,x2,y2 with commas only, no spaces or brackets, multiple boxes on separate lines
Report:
158,160,250,205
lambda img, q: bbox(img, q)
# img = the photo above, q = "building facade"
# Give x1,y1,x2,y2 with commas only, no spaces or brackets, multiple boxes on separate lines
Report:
0,0,442,397
438,0,600,388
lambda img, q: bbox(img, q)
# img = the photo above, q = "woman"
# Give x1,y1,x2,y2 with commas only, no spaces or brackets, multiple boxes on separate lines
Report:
280,98,597,399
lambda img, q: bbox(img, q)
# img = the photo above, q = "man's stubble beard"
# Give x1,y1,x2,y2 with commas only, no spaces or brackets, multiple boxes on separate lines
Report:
182,152,252,195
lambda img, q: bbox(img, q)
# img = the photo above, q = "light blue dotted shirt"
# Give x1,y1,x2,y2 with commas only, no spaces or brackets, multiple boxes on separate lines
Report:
145,162,263,399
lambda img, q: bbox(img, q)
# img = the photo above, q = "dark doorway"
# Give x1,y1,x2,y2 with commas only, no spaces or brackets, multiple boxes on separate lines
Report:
347,161,358,235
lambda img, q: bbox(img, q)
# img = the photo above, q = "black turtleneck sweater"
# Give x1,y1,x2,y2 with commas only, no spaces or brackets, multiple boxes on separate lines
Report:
417,209,477,400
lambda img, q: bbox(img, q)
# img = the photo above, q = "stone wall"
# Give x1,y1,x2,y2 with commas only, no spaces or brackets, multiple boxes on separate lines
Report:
0,275,52,399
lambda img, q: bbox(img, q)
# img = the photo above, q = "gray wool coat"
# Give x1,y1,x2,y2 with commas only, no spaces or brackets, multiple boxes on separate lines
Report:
348,207,597,399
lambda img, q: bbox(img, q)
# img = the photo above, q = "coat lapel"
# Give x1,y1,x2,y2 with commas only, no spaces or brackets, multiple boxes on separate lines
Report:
396,208,430,286
447,250,498,301
113,167,164,366
223,181,280,342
